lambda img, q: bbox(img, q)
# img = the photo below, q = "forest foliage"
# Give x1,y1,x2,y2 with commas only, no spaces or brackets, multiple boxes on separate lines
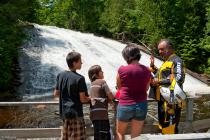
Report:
0,0,210,92
0,0,39,91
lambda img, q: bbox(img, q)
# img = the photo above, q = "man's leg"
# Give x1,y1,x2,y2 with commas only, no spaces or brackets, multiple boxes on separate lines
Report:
158,100,165,127
175,105,181,134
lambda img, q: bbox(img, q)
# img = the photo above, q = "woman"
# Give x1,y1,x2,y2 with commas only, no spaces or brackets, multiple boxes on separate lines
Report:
116,45,151,140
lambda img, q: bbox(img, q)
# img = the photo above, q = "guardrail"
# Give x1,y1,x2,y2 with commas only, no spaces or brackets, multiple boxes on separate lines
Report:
0,100,160,138
0,97,195,124
0,101,58,106
0,97,209,138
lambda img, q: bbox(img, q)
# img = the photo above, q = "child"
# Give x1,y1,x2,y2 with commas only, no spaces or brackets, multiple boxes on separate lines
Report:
88,65,114,140
53,51,90,140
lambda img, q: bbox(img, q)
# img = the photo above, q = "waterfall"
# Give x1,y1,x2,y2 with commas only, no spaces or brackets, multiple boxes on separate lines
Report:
18,24,209,101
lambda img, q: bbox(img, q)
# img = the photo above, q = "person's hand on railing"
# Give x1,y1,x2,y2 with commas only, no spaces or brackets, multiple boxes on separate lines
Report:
53,96,59,102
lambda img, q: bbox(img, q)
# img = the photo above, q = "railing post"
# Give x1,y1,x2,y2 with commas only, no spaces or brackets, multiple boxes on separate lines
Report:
184,97,194,132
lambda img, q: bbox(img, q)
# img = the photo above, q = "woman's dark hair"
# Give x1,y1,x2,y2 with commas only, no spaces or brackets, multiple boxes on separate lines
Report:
122,44,141,64
66,51,81,68
88,65,102,82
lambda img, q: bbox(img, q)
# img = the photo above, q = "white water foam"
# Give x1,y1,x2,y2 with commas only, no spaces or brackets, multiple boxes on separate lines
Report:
18,24,209,100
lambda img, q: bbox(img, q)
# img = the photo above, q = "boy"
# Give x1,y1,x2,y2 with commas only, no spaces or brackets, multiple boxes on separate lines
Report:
88,65,114,140
53,51,90,140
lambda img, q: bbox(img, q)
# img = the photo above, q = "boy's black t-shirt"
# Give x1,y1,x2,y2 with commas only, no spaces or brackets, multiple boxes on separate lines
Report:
55,71,87,118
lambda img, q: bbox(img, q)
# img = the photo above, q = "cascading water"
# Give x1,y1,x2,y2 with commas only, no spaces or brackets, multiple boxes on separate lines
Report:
18,24,209,101
18,24,127,101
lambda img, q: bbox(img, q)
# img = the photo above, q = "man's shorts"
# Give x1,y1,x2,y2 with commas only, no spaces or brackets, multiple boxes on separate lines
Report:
117,101,147,122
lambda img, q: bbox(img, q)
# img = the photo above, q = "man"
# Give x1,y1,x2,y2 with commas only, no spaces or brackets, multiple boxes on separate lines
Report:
150,39,185,134
53,51,90,140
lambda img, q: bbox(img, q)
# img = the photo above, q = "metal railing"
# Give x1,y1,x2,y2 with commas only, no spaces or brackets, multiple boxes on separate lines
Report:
0,97,209,138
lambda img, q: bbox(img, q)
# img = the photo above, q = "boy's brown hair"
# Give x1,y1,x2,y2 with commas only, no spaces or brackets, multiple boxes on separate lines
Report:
66,51,81,68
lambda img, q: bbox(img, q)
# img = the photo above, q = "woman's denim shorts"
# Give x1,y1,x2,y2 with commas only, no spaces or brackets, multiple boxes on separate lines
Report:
117,101,147,122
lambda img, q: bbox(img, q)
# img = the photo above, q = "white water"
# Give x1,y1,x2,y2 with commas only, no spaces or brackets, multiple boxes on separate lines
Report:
18,24,210,100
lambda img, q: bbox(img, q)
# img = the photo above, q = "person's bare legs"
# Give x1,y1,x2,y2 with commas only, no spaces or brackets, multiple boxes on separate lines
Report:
130,119,144,139
116,120,128,140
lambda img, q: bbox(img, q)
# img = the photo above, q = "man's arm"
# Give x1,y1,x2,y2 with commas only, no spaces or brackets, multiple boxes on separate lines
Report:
173,60,185,85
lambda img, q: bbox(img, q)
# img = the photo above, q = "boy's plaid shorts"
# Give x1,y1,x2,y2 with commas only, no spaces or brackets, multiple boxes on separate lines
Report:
62,117,86,140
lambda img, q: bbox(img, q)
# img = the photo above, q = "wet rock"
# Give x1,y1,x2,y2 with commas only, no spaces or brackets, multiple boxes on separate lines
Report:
203,101,210,108
33,105,47,110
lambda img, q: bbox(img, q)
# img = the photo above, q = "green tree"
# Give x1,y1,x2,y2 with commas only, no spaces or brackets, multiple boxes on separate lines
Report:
200,2,210,75
134,0,164,45
0,0,39,91
37,0,105,32
134,0,209,73
100,0,136,40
